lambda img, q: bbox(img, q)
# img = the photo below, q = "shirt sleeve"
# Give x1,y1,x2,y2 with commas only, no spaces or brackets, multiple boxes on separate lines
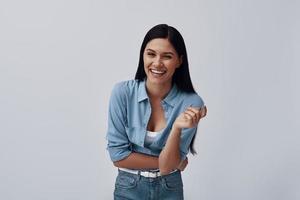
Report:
106,82,131,162
179,94,205,160
179,127,198,160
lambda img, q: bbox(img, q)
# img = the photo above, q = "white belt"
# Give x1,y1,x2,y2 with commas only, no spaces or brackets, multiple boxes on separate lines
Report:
118,168,177,178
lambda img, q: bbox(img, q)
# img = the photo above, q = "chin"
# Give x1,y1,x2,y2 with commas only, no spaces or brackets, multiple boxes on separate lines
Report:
147,77,171,86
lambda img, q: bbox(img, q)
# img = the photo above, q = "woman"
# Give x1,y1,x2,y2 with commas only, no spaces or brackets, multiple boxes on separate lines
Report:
106,24,207,200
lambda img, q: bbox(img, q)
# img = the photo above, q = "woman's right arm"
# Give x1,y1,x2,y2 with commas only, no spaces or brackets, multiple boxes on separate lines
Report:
113,153,158,169
106,83,159,170
113,152,188,170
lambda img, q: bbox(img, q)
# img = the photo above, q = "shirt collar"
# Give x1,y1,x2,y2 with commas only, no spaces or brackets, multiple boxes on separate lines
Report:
162,83,179,107
137,79,179,107
137,80,148,102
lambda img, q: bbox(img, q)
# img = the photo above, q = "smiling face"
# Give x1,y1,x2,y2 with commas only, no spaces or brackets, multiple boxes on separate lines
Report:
143,38,182,87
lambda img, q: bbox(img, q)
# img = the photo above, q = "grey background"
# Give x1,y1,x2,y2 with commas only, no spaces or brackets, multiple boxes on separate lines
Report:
0,0,299,199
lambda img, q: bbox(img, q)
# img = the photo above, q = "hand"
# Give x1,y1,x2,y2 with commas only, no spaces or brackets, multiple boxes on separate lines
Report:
173,106,207,130
177,157,188,171
200,106,207,118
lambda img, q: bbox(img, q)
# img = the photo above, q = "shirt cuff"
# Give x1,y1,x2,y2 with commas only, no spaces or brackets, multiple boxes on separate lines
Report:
108,148,132,162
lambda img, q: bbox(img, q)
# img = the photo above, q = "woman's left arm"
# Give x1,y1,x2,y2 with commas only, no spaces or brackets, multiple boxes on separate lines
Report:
158,106,206,175
158,125,182,175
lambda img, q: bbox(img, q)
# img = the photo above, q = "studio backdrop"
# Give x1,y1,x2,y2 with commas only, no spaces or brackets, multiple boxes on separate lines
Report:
0,0,299,199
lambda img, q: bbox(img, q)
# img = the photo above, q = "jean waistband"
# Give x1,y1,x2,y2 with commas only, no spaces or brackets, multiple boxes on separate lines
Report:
118,168,178,178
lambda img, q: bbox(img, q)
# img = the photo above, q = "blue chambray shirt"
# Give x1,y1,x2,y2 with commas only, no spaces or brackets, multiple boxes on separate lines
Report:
106,79,205,162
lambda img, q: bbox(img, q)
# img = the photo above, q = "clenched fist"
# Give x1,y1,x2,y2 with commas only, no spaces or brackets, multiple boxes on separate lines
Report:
173,106,207,130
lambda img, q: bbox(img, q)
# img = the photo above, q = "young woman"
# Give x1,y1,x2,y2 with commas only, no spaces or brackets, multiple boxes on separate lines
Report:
106,24,207,200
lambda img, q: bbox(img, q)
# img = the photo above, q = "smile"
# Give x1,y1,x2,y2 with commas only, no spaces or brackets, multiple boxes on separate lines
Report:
150,69,166,76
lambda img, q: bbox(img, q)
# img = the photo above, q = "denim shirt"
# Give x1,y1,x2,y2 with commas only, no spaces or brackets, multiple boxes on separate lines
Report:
106,79,205,162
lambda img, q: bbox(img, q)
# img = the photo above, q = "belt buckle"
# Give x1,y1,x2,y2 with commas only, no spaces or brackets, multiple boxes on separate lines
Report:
145,171,159,178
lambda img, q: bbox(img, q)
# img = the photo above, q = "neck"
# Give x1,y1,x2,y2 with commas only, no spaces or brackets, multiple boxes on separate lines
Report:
145,80,172,101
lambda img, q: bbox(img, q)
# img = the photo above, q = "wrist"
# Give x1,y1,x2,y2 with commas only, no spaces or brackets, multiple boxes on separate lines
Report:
171,124,182,133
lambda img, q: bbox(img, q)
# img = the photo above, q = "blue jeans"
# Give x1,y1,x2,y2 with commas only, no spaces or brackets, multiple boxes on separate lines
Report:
114,170,184,200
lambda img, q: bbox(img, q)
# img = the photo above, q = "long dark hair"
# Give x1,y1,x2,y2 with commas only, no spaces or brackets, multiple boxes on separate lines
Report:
135,24,198,154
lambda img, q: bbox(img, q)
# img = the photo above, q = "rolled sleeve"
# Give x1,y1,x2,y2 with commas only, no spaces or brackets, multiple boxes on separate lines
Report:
179,127,198,160
179,93,205,160
106,83,131,162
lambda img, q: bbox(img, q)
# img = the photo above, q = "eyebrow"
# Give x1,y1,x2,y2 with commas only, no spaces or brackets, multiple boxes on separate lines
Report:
145,48,175,55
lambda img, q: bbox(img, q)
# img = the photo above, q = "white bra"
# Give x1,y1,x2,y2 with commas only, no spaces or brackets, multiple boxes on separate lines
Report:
144,129,163,147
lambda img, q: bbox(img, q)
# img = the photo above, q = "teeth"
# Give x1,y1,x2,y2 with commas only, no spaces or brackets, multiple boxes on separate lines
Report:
150,69,165,74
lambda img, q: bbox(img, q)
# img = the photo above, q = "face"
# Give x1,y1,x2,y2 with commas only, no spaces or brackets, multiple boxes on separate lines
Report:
143,38,182,87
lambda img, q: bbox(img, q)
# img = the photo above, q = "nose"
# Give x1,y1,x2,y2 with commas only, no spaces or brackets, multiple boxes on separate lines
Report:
153,57,163,67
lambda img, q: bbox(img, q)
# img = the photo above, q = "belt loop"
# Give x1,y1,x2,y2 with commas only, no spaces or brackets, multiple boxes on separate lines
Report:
137,170,141,180
154,171,159,178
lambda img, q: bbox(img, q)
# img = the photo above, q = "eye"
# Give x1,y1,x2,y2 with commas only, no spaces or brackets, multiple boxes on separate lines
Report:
163,55,172,59
147,52,155,56
147,52,155,57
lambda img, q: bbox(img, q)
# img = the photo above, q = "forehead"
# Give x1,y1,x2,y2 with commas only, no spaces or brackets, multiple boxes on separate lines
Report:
145,38,177,53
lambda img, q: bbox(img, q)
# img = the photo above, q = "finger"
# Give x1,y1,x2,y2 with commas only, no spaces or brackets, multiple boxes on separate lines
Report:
190,106,205,119
184,112,193,121
187,107,201,120
200,106,207,118
184,110,197,124
185,109,197,118
195,108,202,121
183,157,188,165
187,107,200,113
182,158,188,170
177,160,186,171
186,108,201,124
184,113,197,126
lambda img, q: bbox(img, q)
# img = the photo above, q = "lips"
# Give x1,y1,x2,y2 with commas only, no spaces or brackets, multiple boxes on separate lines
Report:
149,68,167,77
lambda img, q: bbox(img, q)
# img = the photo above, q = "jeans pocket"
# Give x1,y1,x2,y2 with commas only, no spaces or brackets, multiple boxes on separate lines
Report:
115,172,137,189
162,173,183,191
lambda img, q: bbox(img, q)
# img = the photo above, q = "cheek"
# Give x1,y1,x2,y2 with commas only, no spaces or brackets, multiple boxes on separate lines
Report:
165,61,178,70
143,59,150,72
143,56,150,65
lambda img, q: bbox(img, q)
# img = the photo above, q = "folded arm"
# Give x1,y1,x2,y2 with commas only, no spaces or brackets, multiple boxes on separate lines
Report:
113,152,158,169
